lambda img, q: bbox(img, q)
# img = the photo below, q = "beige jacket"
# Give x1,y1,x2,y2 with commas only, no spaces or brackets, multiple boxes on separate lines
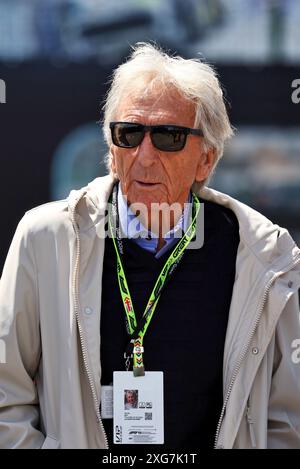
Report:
0,175,300,449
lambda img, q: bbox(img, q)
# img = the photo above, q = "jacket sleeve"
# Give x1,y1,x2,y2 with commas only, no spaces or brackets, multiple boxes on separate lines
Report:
267,288,300,449
0,215,45,448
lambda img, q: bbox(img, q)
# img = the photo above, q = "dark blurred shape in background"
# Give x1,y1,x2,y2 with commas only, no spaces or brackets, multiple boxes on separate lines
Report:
0,0,299,273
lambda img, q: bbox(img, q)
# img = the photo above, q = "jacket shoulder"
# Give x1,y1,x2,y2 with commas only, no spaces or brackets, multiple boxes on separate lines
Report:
19,199,71,238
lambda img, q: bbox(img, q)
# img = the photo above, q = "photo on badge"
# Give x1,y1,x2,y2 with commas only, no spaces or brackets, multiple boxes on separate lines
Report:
124,389,138,410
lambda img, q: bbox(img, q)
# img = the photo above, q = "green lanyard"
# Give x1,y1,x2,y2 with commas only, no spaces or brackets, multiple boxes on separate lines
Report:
108,184,201,376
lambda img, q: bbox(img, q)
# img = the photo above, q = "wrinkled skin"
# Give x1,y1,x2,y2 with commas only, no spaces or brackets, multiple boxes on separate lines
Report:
111,80,215,243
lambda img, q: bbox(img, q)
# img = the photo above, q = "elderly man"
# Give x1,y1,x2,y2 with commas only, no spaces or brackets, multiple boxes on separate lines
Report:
0,43,300,450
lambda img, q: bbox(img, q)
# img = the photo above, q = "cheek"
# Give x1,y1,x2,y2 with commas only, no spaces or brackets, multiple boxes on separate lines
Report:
181,153,201,183
164,158,196,188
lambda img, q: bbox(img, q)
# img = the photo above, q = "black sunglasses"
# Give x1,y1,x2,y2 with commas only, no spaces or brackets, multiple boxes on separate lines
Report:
109,121,203,152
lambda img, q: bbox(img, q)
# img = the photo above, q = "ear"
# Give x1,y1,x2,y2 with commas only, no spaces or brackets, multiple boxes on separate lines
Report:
110,145,117,175
195,147,216,182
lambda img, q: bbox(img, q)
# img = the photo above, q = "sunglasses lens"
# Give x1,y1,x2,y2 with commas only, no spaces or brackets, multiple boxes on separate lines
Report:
152,127,187,151
112,123,143,148
111,123,189,151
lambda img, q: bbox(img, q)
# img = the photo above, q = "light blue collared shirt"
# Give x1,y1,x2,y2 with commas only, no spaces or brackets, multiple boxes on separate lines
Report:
118,183,192,259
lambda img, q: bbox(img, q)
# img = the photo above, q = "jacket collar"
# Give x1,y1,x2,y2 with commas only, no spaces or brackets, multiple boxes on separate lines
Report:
68,175,299,270
200,185,299,268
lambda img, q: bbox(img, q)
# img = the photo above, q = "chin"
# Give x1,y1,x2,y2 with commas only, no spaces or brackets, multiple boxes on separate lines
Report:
128,188,167,207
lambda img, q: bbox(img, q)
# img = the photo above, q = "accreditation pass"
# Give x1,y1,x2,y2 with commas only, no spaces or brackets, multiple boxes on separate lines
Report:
113,371,164,444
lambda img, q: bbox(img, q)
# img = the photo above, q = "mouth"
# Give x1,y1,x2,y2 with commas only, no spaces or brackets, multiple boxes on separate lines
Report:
135,180,159,187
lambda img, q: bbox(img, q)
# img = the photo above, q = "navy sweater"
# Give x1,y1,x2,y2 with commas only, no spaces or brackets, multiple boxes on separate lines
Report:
100,199,239,449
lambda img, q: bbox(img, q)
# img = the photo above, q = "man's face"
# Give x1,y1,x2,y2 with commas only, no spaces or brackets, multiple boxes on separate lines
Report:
127,392,135,404
111,80,213,212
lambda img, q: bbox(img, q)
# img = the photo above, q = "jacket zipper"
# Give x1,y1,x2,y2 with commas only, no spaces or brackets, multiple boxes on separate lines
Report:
214,254,300,449
71,194,109,449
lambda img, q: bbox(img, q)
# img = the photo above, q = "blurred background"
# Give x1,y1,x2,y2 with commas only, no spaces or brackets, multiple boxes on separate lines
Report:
0,0,299,272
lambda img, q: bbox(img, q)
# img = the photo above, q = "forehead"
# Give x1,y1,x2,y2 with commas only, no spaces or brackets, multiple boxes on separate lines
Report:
116,79,195,124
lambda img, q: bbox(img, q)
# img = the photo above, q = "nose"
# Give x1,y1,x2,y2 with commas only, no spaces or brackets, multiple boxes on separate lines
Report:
136,131,158,167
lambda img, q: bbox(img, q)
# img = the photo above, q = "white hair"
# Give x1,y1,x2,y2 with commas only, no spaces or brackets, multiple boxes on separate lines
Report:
102,42,234,189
